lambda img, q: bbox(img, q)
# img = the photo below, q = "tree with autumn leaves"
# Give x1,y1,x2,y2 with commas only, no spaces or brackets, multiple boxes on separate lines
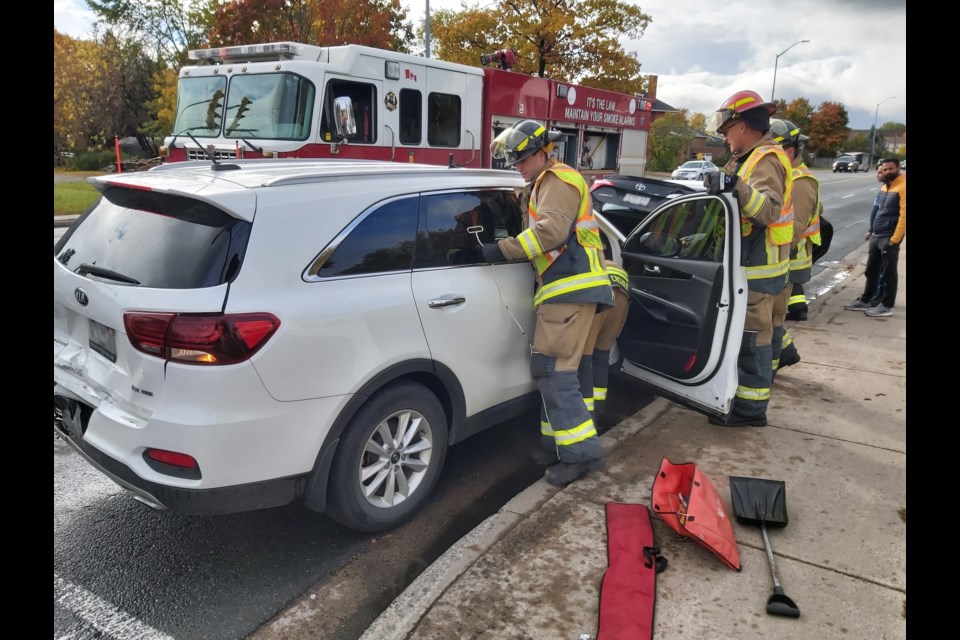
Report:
429,0,651,94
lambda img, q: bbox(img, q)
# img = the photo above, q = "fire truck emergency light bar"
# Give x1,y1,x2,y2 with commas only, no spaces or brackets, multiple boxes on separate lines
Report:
188,42,305,62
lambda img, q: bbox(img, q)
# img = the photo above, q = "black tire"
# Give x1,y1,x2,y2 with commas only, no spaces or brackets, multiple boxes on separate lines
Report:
326,381,448,533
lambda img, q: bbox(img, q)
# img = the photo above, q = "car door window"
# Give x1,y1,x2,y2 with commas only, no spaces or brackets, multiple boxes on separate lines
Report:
310,197,418,277
414,190,524,268
619,196,728,379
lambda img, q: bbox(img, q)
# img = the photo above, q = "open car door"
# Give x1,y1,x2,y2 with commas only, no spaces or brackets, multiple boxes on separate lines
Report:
616,191,746,419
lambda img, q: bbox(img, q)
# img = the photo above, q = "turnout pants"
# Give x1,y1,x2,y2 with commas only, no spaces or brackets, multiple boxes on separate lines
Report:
734,290,777,417
533,302,603,464
772,285,798,381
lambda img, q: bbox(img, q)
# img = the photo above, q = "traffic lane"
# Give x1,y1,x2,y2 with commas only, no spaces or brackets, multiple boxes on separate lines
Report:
810,171,878,278
54,379,656,640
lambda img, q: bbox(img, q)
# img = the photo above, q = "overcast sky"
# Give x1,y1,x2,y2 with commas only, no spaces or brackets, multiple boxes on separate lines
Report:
54,0,906,130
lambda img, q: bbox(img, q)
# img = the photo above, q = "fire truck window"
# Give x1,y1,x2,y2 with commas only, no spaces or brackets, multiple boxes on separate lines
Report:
313,197,417,277
321,80,377,144
414,191,523,268
399,89,422,145
224,73,314,140
427,93,461,147
172,76,227,135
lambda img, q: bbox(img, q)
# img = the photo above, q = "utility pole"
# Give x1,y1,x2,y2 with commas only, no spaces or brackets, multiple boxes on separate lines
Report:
425,0,431,58
868,96,896,170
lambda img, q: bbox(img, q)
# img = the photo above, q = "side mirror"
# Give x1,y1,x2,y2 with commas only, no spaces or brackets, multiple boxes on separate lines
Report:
333,96,357,140
636,232,680,257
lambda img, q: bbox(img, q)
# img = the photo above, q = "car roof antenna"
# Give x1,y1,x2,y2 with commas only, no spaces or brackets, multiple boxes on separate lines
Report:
183,131,240,171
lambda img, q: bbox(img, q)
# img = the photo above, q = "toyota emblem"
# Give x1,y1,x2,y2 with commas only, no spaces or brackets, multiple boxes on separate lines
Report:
74,288,89,306
635,183,647,191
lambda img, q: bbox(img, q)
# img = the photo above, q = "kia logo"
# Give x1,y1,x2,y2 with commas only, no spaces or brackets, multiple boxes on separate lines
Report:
74,288,89,306
635,183,646,192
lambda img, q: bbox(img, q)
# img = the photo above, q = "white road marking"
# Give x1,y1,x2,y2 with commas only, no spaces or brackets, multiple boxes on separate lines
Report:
54,572,175,640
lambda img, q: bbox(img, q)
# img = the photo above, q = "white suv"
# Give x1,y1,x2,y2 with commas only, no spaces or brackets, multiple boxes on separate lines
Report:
54,159,747,532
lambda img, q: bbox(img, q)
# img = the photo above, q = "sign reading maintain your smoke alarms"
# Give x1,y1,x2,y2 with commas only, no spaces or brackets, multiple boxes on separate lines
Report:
551,84,650,131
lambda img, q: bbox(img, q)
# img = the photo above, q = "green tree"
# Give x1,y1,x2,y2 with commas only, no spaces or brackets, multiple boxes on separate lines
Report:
647,113,693,171
429,0,652,95
87,0,209,65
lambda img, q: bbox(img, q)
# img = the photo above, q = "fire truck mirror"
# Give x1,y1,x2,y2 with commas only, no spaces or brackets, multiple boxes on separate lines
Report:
334,96,358,139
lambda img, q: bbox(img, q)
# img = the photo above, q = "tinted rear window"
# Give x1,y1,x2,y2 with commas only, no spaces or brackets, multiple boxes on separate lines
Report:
54,187,251,289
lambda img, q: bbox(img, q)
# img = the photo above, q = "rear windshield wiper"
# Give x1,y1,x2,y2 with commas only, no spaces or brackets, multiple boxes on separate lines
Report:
76,263,141,285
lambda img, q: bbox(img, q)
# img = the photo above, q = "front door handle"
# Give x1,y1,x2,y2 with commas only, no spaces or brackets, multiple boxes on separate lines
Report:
428,296,466,308
644,264,661,275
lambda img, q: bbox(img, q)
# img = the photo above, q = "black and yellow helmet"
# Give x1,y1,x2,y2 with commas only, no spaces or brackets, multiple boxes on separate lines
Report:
490,120,561,167
770,118,808,147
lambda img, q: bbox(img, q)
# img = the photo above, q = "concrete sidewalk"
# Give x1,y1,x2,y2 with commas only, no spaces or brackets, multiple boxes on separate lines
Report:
359,243,907,640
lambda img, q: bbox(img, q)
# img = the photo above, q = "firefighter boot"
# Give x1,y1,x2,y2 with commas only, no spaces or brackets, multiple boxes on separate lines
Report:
530,446,560,467
709,412,767,428
545,455,606,486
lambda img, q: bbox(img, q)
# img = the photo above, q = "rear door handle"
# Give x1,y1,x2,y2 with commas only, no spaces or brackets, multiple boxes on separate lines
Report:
644,264,661,275
428,296,466,308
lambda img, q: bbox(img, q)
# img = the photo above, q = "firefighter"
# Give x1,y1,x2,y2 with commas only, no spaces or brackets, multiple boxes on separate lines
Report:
484,119,614,485
770,118,821,370
704,90,794,427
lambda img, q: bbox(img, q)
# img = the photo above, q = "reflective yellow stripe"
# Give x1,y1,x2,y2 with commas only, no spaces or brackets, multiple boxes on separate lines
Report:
788,294,806,305
736,385,771,401
584,398,594,411
782,331,794,348
607,266,628,291
790,253,812,270
540,420,554,437
517,228,542,261
554,418,598,446
741,188,765,217
745,261,789,280
593,387,608,400
534,271,612,306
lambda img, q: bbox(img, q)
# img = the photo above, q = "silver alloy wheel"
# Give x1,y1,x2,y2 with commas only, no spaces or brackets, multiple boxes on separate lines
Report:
359,408,434,508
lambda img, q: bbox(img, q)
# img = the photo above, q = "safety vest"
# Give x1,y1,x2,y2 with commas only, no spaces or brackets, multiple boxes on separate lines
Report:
788,165,823,283
518,163,613,307
736,145,794,293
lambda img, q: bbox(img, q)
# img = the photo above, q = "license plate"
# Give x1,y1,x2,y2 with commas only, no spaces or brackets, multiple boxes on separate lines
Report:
89,319,117,362
623,193,650,206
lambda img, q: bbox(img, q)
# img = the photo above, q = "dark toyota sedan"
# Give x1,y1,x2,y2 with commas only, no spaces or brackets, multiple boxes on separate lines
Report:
590,175,702,236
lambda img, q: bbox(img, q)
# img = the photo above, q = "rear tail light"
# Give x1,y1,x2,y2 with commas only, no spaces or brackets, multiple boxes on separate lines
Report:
144,448,201,479
123,312,280,365
590,179,614,191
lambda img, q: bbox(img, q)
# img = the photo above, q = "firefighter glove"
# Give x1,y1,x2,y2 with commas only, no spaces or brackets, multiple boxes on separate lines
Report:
705,172,738,195
482,242,506,263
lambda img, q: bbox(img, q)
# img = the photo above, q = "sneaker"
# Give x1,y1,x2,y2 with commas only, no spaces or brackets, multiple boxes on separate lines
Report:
843,299,872,311
530,446,560,467
544,456,605,486
708,412,767,427
865,304,893,318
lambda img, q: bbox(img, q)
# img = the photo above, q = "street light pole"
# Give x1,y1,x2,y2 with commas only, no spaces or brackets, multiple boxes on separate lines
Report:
425,0,431,58
771,40,810,103
868,96,896,169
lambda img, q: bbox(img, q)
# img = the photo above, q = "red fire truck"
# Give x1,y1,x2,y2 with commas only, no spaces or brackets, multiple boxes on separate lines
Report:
161,42,653,179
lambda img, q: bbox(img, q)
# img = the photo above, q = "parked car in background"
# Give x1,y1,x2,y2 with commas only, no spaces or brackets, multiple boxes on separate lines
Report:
832,154,861,172
591,174,703,236
54,158,748,535
671,160,719,181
